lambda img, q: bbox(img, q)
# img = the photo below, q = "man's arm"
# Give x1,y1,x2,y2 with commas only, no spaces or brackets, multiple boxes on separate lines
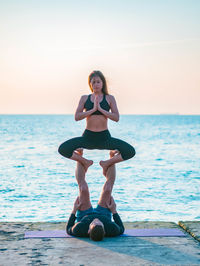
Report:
103,214,124,237
66,197,81,235
66,216,89,237
68,221,89,237
112,213,125,234
66,213,76,235
106,196,125,235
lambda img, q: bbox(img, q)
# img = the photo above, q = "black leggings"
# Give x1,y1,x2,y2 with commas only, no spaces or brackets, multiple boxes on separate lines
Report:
58,129,135,161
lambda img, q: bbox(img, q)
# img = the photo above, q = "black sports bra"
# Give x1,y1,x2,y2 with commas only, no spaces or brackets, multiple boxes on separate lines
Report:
84,94,111,115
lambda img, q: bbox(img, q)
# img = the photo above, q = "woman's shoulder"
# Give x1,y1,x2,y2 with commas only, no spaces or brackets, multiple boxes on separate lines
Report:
105,94,116,104
106,93,115,98
80,94,90,101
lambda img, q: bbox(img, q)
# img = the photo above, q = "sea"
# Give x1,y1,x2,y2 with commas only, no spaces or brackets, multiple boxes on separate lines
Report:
0,114,200,222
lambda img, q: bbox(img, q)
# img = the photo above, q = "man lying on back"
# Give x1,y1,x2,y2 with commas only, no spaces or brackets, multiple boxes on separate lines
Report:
66,150,124,241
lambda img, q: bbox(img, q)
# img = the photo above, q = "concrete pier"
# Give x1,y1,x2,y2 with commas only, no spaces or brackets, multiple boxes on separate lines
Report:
0,221,200,265
179,221,200,243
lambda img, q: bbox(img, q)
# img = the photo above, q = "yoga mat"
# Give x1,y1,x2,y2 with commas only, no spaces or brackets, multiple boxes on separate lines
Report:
24,228,185,238
121,228,185,237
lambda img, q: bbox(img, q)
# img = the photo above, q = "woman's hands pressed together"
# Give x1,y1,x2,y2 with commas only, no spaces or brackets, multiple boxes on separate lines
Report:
93,95,99,112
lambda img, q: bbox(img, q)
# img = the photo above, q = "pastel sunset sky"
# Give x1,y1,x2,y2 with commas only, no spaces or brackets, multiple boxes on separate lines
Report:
0,0,200,114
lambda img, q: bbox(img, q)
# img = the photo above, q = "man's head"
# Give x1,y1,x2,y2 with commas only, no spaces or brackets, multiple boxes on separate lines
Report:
88,218,105,241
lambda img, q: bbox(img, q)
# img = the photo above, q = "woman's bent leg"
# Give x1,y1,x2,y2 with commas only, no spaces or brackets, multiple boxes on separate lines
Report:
99,154,123,176
108,137,136,160
71,152,93,172
58,137,85,158
99,137,136,176
58,137,93,172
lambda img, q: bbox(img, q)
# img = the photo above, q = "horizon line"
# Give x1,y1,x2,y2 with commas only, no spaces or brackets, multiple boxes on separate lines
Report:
1,113,200,116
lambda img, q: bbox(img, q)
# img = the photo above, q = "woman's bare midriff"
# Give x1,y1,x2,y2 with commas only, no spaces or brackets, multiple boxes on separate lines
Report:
86,115,108,132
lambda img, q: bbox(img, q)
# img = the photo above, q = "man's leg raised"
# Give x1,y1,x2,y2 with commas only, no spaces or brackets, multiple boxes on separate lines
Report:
98,151,116,208
75,149,92,211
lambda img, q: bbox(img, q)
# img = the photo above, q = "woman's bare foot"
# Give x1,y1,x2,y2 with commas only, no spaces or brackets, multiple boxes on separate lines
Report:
99,160,110,176
82,159,93,172
71,150,93,172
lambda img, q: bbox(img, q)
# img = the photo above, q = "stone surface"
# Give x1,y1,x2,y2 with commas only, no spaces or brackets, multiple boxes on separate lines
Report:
179,221,200,242
0,222,200,266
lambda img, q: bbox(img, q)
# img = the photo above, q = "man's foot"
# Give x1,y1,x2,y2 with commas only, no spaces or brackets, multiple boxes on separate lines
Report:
99,160,110,176
82,159,93,172
109,150,119,158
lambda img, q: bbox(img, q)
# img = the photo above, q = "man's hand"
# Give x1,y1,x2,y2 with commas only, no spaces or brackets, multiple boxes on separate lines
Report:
72,196,81,214
106,196,117,214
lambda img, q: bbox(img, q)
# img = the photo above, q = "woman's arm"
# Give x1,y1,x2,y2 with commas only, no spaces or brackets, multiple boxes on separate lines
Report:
98,95,119,122
75,95,96,121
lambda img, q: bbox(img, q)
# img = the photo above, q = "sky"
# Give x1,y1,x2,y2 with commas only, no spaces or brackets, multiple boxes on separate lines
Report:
0,0,200,114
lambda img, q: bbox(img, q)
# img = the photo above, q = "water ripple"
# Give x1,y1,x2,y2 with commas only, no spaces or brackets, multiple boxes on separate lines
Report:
0,114,200,222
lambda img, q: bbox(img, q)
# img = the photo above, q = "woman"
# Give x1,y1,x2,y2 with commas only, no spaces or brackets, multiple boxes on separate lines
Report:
58,70,136,176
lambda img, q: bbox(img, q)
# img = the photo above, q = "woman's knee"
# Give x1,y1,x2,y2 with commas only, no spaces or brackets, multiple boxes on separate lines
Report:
121,145,136,160
58,141,73,158
130,145,136,158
